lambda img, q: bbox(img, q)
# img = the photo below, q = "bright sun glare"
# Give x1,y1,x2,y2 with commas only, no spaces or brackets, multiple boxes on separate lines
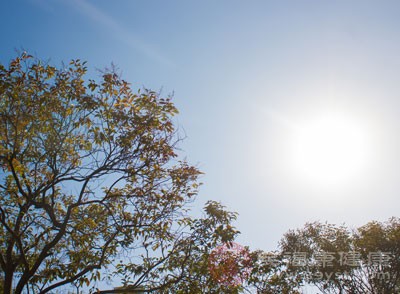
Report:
291,114,371,185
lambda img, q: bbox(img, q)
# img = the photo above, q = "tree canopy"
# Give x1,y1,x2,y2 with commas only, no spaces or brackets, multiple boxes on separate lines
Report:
0,53,241,293
278,218,400,293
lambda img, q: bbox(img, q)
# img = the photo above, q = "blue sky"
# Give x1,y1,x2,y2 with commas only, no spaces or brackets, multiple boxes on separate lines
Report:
3,0,400,252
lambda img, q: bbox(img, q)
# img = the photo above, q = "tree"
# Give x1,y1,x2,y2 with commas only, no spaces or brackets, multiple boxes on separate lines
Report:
0,52,205,293
246,250,303,294
105,201,242,294
279,218,400,293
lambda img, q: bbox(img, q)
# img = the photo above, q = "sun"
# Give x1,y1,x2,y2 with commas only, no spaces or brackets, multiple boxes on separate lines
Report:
290,113,371,185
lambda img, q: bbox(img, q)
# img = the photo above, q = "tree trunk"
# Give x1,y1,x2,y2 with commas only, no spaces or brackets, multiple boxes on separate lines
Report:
3,269,14,294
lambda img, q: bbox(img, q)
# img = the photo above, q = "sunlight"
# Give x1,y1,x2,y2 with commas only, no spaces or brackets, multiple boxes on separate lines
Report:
290,113,371,185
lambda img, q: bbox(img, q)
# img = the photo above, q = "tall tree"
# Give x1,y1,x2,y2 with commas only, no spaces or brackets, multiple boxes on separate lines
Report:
0,53,202,293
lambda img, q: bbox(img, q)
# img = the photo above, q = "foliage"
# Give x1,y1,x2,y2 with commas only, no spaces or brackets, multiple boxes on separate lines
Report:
279,218,400,293
208,242,252,289
0,53,202,293
246,250,303,294
100,201,242,293
162,201,241,293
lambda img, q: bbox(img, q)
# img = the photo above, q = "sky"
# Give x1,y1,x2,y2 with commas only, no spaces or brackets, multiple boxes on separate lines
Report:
2,0,400,253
